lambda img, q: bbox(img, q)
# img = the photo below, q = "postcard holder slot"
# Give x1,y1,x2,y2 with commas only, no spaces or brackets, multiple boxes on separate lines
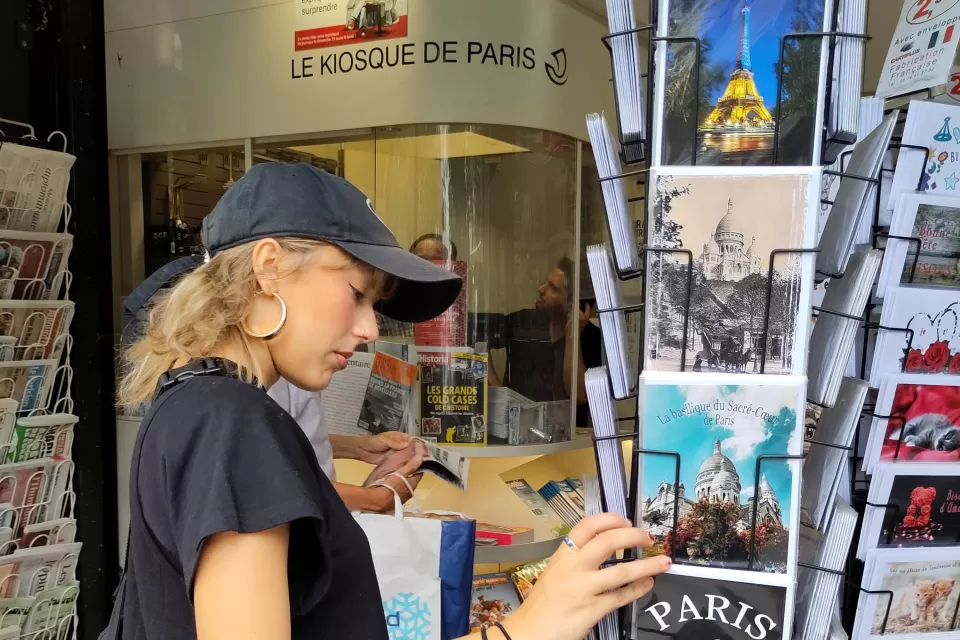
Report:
855,587,895,635
859,500,901,546
745,454,805,571
596,303,644,401
640,247,694,372
872,233,922,283
599,25,653,165
859,412,912,462
771,32,870,165
757,248,822,373
599,28,704,166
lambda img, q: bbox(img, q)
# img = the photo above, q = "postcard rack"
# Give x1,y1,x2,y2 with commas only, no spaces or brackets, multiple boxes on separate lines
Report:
582,1,960,638
0,119,79,640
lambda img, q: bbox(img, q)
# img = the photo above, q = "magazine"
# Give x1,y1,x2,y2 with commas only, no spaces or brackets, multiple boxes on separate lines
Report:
414,260,467,346
418,351,487,445
358,353,416,434
362,437,469,491
321,352,416,437
470,573,522,632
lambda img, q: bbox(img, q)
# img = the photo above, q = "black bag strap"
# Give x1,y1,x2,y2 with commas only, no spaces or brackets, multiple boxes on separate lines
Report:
99,358,237,640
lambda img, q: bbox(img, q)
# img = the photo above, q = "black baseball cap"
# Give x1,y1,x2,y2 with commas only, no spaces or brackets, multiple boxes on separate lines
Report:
127,163,451,326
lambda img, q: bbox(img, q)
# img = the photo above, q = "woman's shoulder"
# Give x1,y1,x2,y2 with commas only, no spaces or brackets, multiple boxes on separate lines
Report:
142,375,300,456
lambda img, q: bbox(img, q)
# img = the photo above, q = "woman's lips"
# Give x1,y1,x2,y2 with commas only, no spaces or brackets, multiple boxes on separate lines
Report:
335,352,352,369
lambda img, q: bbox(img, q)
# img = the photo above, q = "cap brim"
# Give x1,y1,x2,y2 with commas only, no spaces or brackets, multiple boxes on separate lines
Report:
334,240,463,323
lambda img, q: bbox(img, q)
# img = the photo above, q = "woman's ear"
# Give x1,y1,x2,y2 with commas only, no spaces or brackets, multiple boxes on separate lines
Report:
251,238,284,293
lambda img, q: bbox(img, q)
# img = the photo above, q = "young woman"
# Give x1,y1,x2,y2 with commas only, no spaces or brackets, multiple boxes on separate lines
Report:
116,162,670,640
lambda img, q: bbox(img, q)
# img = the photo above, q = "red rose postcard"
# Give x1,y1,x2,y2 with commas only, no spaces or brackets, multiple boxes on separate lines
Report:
864,374,960,473
871,289,960,383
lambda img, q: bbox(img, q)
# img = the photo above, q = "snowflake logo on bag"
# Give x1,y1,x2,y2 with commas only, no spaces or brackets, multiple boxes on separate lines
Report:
384,592,432,640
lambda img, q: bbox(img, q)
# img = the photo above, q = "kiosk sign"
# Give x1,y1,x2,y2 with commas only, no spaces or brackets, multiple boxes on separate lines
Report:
295,0,409,51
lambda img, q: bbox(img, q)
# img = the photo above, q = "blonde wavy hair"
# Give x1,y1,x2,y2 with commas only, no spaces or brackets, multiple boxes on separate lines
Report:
118,238,344,408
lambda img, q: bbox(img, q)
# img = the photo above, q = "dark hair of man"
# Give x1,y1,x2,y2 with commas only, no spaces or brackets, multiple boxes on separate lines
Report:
409,233,458,260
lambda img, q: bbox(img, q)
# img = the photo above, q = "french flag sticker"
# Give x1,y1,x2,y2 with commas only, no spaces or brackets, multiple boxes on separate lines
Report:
929,26,955,49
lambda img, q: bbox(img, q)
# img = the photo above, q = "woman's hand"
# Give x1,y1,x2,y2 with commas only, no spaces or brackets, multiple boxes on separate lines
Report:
355,431,413,464
477,514,670,640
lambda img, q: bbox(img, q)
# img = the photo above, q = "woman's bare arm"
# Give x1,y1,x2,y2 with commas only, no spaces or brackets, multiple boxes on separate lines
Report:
194,525,292,640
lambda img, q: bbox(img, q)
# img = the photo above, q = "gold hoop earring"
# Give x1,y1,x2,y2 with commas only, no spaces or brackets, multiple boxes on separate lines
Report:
243,292,287,339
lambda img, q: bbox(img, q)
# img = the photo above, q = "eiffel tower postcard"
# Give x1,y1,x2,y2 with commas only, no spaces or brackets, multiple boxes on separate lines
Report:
652,0,834,167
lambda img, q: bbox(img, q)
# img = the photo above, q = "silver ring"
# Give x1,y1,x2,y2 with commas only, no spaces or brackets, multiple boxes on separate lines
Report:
562,536,579,551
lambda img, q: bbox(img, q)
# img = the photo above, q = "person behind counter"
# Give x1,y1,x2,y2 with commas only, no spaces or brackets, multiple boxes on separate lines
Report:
502,257,601,426
113,163,669,640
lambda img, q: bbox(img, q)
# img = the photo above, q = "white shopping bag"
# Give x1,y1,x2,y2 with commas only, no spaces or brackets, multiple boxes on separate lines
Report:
355,491,443,640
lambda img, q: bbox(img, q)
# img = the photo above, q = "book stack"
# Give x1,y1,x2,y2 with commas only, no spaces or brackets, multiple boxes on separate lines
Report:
537,478,584,529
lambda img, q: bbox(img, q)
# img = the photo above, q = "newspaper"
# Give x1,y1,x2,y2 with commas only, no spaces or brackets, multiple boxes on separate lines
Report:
0,143,75,232
0,301,74,362
0,231,72,301
363,438,470,491
0,542,81,597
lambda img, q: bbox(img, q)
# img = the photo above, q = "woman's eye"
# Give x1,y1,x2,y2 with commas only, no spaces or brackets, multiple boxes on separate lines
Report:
351,286,365,302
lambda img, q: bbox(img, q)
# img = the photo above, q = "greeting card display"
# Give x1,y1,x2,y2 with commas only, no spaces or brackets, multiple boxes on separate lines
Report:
630,564,794,640
888,101,960,211
645,168,817,375
864,375,960,473
854,548,960,639
877,194,960,299
651,0,833,166
870,289,960,384
638,373,804,574
858,463,960,560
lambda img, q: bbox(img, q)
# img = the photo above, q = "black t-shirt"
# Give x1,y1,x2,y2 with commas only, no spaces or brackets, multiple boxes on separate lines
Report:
563,322,602,427
123,368,387,639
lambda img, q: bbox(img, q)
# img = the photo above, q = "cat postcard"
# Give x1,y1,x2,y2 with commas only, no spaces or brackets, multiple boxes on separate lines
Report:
858,463,960,561
636,372,804,575
863,374,960,474
855,547,960,639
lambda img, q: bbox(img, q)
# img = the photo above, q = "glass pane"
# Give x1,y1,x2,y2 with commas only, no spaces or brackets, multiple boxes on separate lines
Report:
370,124,587,442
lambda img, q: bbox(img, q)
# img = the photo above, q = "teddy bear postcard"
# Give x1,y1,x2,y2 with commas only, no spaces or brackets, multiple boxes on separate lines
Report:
857,463,960,561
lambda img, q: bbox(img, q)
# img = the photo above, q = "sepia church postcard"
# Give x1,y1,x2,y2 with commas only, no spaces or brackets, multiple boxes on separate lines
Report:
645,167,819,376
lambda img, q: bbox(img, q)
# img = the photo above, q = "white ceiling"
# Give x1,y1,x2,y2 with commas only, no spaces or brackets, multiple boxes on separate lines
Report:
567,0,650,20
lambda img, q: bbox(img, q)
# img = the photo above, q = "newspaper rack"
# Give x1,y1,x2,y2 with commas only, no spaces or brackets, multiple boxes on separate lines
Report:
0,121,79,640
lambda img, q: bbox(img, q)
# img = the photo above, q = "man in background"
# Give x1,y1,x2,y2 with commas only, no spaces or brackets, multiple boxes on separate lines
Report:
505,257,602,426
